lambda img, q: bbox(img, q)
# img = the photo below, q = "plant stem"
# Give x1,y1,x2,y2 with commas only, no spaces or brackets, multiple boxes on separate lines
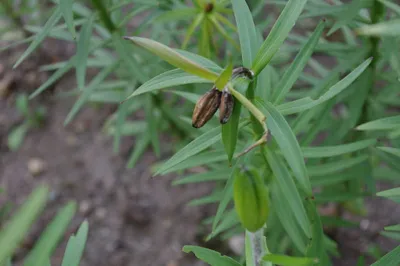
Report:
245,228,271,266
90,0,116,33
228,84,266,131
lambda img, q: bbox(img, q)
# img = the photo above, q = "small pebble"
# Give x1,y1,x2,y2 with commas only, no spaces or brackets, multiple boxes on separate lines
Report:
27,158,47,176
79,200,91,214
228,235,245,255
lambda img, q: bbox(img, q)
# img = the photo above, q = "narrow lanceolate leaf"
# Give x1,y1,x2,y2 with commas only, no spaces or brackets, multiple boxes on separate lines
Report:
222,101,241,163
183,246,241,266
256,100,312,195
0,186,49,264
327,0,364,36
124,69,211,101
377,187,400,203
277,58,372,115
301,139,376,158
61,220,89,266
273,20,326,104
212,158,244,232
23,202,77,266
76,15,95,89
215,60,233,90
264,149,311,238
378,147,400,158
356,115,400,131
65,62,119,125
182,13,204,49
123,36,219,81
14,7,62,68
231,0,259,67
60,0,76,38
378,0,400,16
263,254,317,266
308,155,369,177
356,20,400,36
251,0,308,75
154,126,221,175
371,245,400,266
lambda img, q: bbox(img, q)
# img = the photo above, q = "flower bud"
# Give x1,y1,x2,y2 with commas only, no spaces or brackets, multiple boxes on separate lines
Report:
192,87,221,128
233,169,269,232
219,88,234,124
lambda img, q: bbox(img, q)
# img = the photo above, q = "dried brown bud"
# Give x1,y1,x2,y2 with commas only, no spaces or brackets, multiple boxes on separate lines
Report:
219,88,234,124
204,3,214,13
192,88,221,128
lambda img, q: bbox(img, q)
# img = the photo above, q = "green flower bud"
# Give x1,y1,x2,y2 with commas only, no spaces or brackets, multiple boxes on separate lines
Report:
233,168,269,232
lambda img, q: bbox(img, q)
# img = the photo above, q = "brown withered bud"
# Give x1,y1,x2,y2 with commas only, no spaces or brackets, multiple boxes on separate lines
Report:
219,88,234,124
192,88,221,128
204,3,214,13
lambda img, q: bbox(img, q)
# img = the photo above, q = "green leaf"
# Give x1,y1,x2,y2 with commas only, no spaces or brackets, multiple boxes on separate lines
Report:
357,115,400,131
144,95,160,157
264,149,311,238
61,220,88,266
263,254,317,266
256,100,311,195
155,8,198,23
221,100,241,163
212,159,243,232
377,187,400,203
305,200,325,262
327,0,364,36
378,147,400,158
123,69,211,101
154,126,221,175
277,58,372,115
273,20,326,104
308,155,369,177
30,58,75,99
183,245,241,266
0,186,49,264
357,19,400,37
172,169,229,185
385,224,400,232
301,139,376,158
76,15,94,89
378,0,400,16
123,36,219,81
60,0,76,38
65,62,119,125
7,124,29,151
182,14,204,49
126,133,151,169
215,60,233,90
23,202,77,266
13,7,62,68
251,0,308,75
231,0,259,67
371,245,400,266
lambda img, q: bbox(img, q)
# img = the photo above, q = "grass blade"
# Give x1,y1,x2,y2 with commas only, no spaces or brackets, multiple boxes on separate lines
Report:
231,0,260,67
13,7,62,68
23,202,77,266
272,20,325,104
124,36,219,81
183,245,241,266
263,254,317,266
61,220,88,266
256,100,312,195
60,0,76,38
76,15,94,90
302,139,376,158
357,115,400,131
0,186,49,264
251,0,308,75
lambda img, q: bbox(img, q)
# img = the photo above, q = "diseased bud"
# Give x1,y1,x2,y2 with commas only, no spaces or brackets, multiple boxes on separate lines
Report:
233,168,269,232
219,88,234,124
192,87,221,128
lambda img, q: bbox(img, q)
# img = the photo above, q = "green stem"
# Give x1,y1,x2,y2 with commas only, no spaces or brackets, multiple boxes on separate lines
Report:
245,228,271,266
90,0,116,32
228,84,267,131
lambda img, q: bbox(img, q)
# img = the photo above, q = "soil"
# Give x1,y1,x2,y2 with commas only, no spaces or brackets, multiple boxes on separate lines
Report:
0,42,399,266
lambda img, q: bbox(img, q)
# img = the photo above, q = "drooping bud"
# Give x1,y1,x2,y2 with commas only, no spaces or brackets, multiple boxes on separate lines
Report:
192,87,221,128
233,168,269,232
219,88,234,124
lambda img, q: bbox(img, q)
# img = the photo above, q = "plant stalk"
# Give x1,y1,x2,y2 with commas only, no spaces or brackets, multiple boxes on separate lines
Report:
90,0,116,33
245,228,271,266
